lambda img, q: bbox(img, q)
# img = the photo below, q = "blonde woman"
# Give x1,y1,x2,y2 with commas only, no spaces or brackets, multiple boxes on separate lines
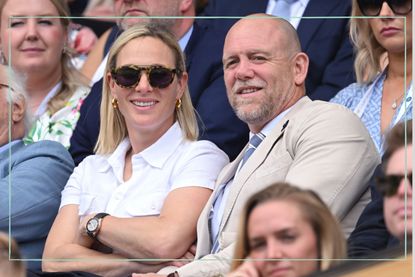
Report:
331,0,412,154
42,23,228,276
0,0,89,148
228,183,346,277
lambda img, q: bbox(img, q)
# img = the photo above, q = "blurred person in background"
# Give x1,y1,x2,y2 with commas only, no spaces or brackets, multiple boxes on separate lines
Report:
0,0,90,148
228,183,346,277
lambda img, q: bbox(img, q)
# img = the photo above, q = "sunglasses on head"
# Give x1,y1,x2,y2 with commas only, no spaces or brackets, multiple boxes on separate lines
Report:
357,0,412,16
111,65,179,89
376,172,412,197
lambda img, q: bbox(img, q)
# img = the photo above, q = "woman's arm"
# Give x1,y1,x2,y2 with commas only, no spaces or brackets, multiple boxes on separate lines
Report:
42,205,167,276
88,187,212,259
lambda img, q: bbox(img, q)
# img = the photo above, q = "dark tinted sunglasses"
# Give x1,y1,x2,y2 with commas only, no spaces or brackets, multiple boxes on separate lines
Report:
357,0,412,16
111,65,179,89
376,173,412,197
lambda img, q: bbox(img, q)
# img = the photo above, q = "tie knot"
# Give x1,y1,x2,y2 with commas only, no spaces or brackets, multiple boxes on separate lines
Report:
249,132,265,149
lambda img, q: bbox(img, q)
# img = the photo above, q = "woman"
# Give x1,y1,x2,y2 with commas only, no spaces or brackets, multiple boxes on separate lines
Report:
42,23,229,276
0,0,89,148
331,0,412,154
228,183,346,277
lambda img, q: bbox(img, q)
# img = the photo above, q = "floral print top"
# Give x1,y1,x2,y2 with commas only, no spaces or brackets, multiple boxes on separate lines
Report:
24,86,90,148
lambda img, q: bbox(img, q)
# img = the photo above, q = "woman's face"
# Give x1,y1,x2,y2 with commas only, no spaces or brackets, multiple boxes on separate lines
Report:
384,145,413,241
108,36,186,135
247,200,319,277
0,0,66,74
368,2,412,54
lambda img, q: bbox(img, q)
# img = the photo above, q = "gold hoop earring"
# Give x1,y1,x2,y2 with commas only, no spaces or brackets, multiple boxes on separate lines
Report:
112,98,119,109
176,98,182,109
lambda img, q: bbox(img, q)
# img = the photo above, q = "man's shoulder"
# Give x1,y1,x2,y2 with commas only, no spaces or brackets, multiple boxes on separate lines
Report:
17,140,73,164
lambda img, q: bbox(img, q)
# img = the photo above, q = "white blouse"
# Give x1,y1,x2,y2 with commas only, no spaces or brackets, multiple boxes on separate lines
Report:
60,122,229,219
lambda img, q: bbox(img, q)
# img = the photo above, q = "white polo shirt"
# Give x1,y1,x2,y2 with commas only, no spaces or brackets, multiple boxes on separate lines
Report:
60,122,229,219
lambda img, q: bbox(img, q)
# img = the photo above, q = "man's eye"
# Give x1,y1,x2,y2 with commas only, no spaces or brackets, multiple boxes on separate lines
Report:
252,56,266,61
224,60,238,69
10,21,24,28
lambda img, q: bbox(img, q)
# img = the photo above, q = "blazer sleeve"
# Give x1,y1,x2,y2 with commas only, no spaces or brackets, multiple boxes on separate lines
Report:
283,103,380,222
0,141,74,243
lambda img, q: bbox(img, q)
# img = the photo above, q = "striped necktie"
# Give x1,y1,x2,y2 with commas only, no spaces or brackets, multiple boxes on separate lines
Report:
240,132,266,168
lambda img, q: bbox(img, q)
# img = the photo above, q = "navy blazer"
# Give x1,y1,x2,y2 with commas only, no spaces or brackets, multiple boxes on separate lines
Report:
202,0,355,101
69,22,249,165
0,140,74,270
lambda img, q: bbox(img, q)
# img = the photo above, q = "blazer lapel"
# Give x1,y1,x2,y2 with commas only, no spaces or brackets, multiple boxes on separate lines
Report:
218,97,312,233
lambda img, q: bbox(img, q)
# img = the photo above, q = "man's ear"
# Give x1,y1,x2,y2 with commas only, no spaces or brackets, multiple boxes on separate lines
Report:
11,97,25,124
179,0,193,13
293,52,309,86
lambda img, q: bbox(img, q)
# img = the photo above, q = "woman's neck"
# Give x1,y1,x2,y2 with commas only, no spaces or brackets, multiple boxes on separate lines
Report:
25,70,62,114
387,51,412,82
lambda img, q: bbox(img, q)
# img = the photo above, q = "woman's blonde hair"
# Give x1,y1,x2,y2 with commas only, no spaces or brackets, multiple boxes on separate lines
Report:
0,0,88,115
350,0,388,83
231,182,346,272
95,23,198,154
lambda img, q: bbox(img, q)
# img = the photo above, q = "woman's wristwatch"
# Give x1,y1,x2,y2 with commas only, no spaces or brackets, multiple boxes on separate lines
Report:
167,271,179,277
86,212,110,239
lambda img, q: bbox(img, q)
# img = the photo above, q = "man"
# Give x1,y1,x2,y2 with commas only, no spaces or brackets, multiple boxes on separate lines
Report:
202,0,355,101
136,15,380,277
70,0,249,164
0,65,74,270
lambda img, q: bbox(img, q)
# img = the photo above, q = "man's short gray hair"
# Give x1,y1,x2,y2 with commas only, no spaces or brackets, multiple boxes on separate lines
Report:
2,67,32,135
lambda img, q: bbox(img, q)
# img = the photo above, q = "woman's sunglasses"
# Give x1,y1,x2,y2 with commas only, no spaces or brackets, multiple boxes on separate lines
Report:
376,172,412,197
357,0,412,16
111,65,179,89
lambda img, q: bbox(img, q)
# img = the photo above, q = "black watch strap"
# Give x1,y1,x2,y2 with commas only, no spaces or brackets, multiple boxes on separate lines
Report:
95,212,110,219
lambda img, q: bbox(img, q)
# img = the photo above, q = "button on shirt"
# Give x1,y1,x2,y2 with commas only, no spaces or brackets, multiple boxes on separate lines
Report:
60,122,229,219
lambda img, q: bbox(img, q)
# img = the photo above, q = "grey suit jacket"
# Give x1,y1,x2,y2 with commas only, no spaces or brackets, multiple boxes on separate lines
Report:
0,140,74,270
171,97,380,276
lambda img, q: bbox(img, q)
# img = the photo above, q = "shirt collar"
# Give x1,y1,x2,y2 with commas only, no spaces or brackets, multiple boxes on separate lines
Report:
178,26,193,51
136,122,184,168
250,106,293,138
100,122,184,173
35,82,62,116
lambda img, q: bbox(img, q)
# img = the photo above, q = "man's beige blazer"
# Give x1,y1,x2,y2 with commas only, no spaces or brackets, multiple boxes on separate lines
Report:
170,97,380,276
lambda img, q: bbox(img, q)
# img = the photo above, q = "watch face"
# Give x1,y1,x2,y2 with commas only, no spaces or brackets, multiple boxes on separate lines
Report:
87,218,99,232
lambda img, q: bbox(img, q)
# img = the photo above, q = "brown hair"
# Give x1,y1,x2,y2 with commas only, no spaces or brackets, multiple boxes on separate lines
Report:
232,182,346,272
382,120,412,170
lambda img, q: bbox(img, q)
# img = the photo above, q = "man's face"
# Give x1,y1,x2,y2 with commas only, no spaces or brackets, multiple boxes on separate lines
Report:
384,145,413,241
113,0,182,30
0,66,12,146
222,19,296,133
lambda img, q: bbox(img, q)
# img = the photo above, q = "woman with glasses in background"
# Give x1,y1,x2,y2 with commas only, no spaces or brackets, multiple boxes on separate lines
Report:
331,0,412,154
42,23,228,276
227,183,346,277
